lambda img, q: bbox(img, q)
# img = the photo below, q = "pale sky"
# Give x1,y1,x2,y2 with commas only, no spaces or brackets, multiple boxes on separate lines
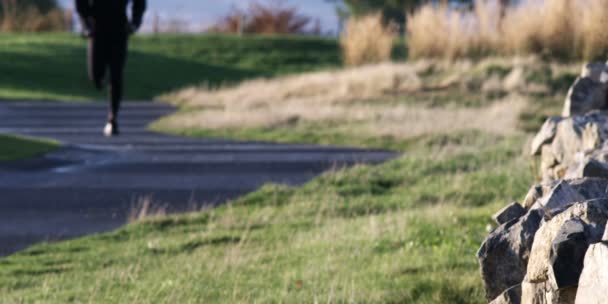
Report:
59,0,339,33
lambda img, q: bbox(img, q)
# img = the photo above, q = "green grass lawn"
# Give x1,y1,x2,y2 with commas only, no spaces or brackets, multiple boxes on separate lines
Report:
0,134,57,161
0,33,549,302
0,33,341,101
0,131,533,303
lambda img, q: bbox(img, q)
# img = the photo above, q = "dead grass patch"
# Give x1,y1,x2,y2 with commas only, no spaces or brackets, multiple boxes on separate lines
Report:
159,58,577,144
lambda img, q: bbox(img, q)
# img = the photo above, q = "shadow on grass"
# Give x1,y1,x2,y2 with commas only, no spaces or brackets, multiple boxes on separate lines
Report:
0,34,342,102
0,44,260,101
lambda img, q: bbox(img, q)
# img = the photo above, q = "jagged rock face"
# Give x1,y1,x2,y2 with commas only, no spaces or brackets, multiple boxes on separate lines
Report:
530,181,584,216
550,219,588,289
522,200,608,304
580,62,608,82
478,210,543,301
480,62,608,304
490,284,521,304
493,202,527,225
563,62,608,117
532,112,608,181
575,232,608,304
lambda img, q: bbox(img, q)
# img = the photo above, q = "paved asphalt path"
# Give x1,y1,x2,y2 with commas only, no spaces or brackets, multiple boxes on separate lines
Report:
0,102,398,256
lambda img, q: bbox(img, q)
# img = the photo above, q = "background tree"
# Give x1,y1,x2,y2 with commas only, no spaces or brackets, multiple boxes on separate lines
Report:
0,0,59,15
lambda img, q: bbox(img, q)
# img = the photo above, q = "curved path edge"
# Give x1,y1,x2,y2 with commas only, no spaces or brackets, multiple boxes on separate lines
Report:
0,102,399,256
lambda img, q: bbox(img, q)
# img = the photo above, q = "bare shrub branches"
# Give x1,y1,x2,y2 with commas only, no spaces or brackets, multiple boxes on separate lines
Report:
212,0,311,35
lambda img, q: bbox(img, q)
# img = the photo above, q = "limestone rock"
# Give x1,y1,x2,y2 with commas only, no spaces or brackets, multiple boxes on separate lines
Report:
532,181,584,216
582,122,602,150
493,202,527,225
562,77,608,117
526,200,608,284
541,145,558,181
580,62,608,83
522,276,578,304
521,279,545,304
524,184,544,209
478,209,543,301
490,284,521,304
550,118,584,166
567,158,608,179
532,112,608,181
574,241,608,304
531,117,563,156
581,159,608,178
481,67,608,304
569,178,608,201
574,225,608,304
549,219,588,289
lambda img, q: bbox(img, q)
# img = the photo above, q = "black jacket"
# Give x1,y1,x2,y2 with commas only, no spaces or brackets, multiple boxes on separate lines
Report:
75,0,146,35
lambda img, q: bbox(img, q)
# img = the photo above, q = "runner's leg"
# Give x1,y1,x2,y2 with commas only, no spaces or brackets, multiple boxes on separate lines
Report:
87,36,107,90
107,35,128,123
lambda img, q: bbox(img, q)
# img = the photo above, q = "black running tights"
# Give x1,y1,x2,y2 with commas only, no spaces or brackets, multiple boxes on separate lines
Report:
88,34,128,122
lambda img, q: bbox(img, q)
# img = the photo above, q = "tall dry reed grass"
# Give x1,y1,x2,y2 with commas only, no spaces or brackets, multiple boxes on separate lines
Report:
408,0,608,60
1,0,67,32
340,14,397,66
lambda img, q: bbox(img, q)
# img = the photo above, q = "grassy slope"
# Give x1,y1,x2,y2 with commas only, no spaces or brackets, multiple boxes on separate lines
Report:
0,34,546,302
0,131,533,303
0,33,340,101
0,134,57,161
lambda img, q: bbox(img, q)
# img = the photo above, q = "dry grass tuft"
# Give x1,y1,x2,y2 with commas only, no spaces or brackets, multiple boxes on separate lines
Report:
166,63,422,109
340,14,397,66
128,196,168,223
408,0,608,60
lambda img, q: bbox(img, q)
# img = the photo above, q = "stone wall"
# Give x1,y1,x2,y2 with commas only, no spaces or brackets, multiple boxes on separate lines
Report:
478,62,608,304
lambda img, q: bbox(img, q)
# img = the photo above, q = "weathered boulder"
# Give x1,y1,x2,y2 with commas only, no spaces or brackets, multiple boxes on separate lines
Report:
531,181,584,216
521,178,608,212
521,279,577,304
562,77,608,117
580,62,608,83
534,112,608,181
550,117,585,167
493,202,527,225
478,209,543,301
521,200,608,303
482,63,608,304
523,184,544,209
566,157,608,180
568,178,608,201
531,117,563,156
575,227,608,304
549,219,588,289
490,284,521,304
526,200,608,283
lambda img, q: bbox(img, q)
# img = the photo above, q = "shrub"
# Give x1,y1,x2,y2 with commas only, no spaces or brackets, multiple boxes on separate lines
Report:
407,0,608,61
211,0,311,34
340,14,397,66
